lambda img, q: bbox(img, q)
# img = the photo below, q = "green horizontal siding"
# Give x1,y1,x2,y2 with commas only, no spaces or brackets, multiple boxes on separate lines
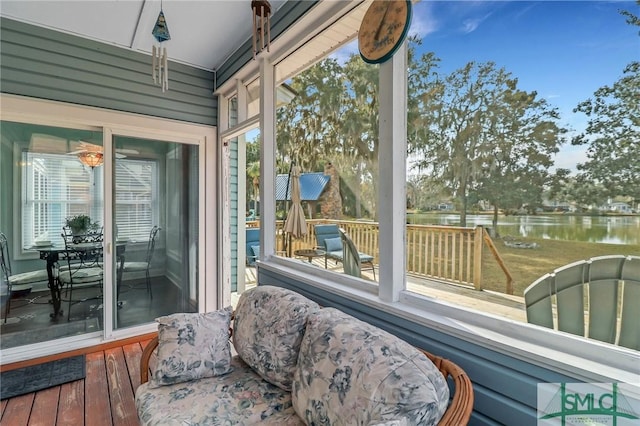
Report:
230,138,239,292
1,18,217,126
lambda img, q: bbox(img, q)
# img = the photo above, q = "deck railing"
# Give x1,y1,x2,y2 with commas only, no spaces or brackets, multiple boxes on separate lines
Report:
274,219,513,293
406,224,483,289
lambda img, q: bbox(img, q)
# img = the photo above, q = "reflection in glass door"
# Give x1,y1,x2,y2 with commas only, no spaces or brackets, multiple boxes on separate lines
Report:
112,135,199,330
0,121,104,349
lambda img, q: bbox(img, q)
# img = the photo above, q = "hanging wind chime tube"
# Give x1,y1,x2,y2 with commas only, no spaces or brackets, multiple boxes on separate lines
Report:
251,0,271,59
152,3,171,92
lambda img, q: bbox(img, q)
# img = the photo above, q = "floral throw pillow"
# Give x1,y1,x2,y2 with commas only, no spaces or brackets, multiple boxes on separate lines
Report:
149,308,233,388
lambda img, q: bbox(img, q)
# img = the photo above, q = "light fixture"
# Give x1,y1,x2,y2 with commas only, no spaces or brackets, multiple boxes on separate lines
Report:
251,0,271,59
77,152,104,169
152,1,171,92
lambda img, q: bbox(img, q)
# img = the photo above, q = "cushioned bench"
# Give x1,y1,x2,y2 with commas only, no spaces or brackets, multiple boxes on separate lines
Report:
135,286,474,425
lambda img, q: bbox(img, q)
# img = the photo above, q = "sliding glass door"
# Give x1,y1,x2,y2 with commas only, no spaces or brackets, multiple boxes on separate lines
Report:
111,135,199,330
1,96,214,362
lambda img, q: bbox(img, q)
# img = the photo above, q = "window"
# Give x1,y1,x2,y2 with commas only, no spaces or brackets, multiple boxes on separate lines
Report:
403,0,638,330
273,42,381,283
22,151,158,245
21,152,102,247
115,159,158,241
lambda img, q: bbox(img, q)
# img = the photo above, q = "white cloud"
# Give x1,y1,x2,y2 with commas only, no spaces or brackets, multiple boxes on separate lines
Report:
461,13,492,34
409,7,438,39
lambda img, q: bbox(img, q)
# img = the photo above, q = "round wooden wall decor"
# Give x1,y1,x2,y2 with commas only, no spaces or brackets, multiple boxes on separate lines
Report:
358,0,412,64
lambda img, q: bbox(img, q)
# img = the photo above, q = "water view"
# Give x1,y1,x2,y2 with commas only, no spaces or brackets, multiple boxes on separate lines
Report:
408,214,640,246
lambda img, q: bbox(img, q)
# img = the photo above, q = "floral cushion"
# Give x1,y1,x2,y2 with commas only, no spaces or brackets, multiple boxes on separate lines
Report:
292,308,450,426
136,356,304,426
233,285,320,391
149,308,233,388
8,269,49,286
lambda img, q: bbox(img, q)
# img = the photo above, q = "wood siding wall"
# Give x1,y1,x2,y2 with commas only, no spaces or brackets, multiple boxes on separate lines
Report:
258,269,575,426
230,139,239,292
0,18,217,126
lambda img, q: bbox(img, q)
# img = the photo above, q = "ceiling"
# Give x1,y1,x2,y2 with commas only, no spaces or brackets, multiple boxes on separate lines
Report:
0,0,287,71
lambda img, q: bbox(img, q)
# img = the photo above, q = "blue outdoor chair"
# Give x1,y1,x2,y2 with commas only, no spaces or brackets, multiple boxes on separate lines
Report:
314,224,375,280
246,228,260,266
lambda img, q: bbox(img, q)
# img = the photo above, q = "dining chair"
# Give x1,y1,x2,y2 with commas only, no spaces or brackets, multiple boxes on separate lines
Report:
122,226,161,298
0,232,50,322
58,228,104,321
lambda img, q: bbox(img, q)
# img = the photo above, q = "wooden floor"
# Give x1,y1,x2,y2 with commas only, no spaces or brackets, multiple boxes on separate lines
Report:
1,335,155,426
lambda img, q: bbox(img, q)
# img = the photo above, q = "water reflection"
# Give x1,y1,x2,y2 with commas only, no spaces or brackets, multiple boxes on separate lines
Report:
409,214,640,245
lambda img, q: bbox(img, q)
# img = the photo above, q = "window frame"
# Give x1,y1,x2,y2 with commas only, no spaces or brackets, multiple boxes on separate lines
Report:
227,0,638,384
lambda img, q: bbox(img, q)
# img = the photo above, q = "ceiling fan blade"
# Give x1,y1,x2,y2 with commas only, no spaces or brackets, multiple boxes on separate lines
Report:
67,149,87,155
116,148,140,155
76,141,103,152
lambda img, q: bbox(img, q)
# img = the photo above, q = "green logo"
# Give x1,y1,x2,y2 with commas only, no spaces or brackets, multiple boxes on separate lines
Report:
538,383,640,425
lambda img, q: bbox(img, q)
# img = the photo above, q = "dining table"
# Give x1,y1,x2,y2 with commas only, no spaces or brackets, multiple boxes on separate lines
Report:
30,241,127,319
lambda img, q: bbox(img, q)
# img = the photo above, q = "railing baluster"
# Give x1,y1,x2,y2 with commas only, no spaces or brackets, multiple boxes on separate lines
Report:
289,220,510,291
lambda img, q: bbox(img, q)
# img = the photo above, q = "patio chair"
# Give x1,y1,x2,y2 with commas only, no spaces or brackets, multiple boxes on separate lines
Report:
58,228,104,321
619,255,640,350
314,224,375,280
0,232,50,322
246,228,260,266
524,255,638,350
122,226,162,299
340,229,363,278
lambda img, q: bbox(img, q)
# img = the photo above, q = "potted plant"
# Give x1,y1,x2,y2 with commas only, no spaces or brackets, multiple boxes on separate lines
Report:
65,214,99,236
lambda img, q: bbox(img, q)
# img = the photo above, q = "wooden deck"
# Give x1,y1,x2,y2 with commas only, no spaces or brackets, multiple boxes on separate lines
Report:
246,258,527,322
0,334,156,426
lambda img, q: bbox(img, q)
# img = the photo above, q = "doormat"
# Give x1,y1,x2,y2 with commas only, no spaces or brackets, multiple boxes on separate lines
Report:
1,355,86,400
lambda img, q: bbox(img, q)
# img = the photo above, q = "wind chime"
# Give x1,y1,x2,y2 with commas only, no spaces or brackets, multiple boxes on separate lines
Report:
152,1,171,92
251,0,271,59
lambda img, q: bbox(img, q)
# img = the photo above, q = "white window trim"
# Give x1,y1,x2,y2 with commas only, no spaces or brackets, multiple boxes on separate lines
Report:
244,1,639,385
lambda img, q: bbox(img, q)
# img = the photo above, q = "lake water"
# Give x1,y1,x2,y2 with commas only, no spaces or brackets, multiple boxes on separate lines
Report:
407,214,640,246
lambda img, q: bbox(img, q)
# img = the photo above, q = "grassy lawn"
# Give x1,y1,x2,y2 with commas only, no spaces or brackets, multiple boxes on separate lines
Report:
481,237,640,296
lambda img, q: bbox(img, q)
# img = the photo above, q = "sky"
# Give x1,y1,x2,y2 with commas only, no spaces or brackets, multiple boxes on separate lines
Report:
335,0,639,173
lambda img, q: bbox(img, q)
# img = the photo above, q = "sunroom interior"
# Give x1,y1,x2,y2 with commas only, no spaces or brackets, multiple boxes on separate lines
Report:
1,1,638,424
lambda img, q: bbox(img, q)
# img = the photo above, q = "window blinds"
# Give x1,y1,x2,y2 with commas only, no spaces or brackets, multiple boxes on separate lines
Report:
22,152,157,246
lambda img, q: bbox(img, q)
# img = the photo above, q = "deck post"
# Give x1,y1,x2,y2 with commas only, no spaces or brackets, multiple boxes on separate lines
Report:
473,226,483,290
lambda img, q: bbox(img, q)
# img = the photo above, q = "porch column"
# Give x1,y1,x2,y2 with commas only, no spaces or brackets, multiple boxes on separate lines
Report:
259,58,276,262
378,42,407,302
